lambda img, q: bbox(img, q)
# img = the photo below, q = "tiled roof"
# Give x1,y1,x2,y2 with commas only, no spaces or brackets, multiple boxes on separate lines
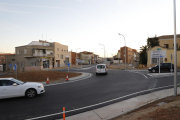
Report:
159,34,180,39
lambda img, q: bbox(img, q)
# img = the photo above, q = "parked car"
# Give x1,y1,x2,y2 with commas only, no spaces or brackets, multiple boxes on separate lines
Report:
0,78,45,99
148,63,174,73
96,64,108,75
110,61,113,64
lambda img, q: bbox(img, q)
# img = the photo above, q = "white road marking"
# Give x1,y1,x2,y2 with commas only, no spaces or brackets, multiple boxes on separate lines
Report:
147,74,153,76
131,72,148,78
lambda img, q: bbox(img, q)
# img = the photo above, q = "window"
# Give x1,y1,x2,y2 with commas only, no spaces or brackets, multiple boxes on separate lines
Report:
97,65,105,69
24,49,27,54
1,56,3,58
57,54,59,58
16,50,19,54
57,48,59,51
62,49,63,51
31,62,36,66
152,58,163,64
61,55,63,59
173,44,178,48
0,80,16,86
21,62,25,67
164,44,169,48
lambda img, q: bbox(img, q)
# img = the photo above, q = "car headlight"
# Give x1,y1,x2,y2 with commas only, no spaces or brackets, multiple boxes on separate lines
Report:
38,85,44,89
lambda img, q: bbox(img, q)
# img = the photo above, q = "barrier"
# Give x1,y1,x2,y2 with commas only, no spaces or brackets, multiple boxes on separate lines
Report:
47,76,49,83
63,107,65,120
66,74,68,81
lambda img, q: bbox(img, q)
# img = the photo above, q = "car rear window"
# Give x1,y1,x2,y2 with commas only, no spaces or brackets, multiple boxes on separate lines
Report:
97,65,105,69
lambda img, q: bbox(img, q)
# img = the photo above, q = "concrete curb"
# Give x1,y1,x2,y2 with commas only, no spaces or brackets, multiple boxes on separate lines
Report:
41,72,92,86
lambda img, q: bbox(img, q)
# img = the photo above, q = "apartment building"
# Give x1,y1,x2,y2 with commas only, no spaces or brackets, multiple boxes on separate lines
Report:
6,40,71,72
0,53,14,71
147,34,180,67
119,46,137,64
0,54,14,65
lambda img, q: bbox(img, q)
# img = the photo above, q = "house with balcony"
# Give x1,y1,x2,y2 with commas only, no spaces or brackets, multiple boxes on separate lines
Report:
6,40,71,72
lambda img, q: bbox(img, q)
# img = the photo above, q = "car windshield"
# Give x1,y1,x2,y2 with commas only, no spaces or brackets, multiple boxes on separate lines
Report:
13,79,25,85
97,65,105,69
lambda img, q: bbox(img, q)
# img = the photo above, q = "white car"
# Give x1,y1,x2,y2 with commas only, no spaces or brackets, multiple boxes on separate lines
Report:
0,78,45,99
96,64,108,75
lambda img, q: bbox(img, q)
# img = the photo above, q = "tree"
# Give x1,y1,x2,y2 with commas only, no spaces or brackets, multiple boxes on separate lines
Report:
147,36,159,49
139,45,147,65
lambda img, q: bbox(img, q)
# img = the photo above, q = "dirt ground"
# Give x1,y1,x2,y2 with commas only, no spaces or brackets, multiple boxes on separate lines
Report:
0,71,82,82
111,95,180,120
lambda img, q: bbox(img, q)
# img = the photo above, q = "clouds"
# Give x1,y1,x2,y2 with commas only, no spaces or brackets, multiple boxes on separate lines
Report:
0,7,33,14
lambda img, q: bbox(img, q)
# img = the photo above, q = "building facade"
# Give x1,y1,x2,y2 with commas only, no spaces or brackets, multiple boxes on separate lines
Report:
6,40,71,72
147,34,180,67
119,46,137,64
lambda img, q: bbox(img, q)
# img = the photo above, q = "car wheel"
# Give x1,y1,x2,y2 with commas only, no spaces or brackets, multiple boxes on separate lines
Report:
170,68,174,72
26,89,37,98
152,69,156,73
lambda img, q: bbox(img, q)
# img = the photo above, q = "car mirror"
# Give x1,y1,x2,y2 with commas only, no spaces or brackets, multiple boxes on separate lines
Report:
13,83,17,86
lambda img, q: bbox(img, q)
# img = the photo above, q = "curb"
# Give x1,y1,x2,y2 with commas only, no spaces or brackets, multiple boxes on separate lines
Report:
42,72,92,86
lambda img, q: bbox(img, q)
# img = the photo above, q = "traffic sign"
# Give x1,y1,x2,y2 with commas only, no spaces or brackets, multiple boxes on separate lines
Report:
67,63,70,67
9,64,12,67
157,48,161,50
14,64,17,71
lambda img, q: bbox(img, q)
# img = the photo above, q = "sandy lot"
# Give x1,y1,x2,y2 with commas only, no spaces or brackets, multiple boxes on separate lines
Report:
111,95,180,120
0,71,82,82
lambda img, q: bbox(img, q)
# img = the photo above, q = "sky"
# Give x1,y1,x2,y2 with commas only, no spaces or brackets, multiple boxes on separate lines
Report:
0,0,180,57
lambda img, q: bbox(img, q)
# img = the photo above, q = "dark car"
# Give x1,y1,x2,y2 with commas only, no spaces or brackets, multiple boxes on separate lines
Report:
148,63,174,73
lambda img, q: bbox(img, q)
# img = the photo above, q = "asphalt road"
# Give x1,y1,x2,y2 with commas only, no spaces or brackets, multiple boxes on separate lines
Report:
0,65,180,120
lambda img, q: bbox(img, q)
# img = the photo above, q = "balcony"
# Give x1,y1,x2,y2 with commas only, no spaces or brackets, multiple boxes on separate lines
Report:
33,53,46,57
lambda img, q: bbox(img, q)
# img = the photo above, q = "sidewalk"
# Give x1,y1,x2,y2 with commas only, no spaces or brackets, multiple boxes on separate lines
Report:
58,87,180,120
149,72,180,77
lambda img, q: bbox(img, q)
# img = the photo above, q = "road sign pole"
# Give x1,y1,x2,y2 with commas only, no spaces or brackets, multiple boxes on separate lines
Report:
171,54,172,73
81,60,82,69
16,65,17,79
159,51,160,73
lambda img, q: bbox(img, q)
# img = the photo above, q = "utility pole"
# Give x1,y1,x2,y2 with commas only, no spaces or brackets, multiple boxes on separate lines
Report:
173,0,177,96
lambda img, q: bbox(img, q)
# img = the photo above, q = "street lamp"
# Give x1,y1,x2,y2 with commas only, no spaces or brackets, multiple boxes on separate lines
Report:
76,48,81,66
118,33,126,70
99,43,105,62
173,0,177,96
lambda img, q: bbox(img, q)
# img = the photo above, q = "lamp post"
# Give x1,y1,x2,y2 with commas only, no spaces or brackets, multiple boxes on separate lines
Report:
76,48,81,66
99,43,105,62
173,0,177,96
118,33,126,70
